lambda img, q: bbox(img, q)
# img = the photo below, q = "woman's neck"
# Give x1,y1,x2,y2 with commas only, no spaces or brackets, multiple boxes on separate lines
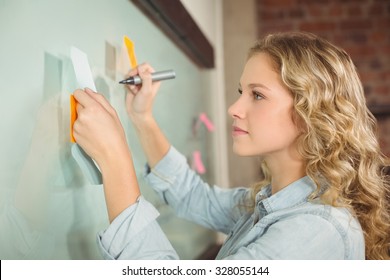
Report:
264,151,306,195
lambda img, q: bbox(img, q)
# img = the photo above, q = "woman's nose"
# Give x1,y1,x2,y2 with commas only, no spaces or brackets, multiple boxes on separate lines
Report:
228,96,245,119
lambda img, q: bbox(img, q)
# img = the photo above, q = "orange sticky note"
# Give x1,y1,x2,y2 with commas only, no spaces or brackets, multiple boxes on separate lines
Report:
124,36,137,68
70,95,77,143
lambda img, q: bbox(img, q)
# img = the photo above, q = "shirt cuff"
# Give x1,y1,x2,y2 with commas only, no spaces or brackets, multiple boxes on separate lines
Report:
144,146,188,192
97,196,160,259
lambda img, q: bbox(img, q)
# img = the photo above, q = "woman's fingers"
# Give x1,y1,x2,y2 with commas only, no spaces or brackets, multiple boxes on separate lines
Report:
124,63,158,95
72,88,126,164
137,64,154,96
73,88,96,108
84,88,116,116
125,67,141,94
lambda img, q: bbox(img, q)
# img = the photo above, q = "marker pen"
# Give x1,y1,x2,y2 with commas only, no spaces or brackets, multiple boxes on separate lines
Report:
119,69,176,85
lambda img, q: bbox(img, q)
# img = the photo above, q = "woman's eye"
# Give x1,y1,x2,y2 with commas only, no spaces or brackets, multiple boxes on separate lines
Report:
253,91,264,100
238,88,243,95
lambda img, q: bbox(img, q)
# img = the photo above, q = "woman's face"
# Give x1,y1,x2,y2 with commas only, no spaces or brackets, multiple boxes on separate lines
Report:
228,52,301,158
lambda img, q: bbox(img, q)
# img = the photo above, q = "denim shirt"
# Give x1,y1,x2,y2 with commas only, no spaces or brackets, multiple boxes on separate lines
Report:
97,146,365,259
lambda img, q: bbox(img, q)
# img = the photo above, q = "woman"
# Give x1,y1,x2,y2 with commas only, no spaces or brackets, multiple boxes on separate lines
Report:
73,32,390,259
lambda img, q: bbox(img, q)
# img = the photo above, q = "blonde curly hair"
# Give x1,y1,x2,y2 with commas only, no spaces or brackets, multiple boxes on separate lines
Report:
249,32,390,259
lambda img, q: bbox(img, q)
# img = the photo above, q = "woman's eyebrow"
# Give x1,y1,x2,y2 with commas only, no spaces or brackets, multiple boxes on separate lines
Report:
239,82,272,91
248,83,271,91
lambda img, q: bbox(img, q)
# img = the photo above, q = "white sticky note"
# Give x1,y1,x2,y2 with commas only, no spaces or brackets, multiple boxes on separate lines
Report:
70,46,97,91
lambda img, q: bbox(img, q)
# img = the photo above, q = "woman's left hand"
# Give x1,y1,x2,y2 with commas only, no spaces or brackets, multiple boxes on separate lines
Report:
73,88,129,168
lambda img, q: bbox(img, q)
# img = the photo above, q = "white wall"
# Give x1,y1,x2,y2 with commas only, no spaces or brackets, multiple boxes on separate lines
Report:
180,0,216,47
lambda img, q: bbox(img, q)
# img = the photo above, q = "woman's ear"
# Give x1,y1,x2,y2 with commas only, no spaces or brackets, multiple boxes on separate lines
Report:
292,110,307,135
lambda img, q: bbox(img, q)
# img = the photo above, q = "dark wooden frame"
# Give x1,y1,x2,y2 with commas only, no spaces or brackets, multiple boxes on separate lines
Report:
130,0,214,68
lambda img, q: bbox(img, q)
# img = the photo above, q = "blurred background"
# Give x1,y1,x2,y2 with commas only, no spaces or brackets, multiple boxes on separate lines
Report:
221,0,390,188
183,0,390,258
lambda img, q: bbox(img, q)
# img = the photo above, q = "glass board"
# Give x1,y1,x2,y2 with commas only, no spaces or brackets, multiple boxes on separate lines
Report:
0,0,216,259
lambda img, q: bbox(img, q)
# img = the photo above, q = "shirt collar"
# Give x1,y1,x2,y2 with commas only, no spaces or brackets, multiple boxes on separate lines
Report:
256,176,316,215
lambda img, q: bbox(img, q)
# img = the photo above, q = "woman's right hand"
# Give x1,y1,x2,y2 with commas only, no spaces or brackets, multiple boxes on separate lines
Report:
125,63,161,122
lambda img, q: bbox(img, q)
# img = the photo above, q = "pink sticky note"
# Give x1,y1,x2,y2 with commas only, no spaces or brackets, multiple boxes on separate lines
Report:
193,150,206,174
199,113,215,132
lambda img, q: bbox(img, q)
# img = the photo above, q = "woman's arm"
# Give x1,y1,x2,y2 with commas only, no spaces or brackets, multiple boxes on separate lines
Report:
124,64,170,168
73,88,140,223
73,88,179,259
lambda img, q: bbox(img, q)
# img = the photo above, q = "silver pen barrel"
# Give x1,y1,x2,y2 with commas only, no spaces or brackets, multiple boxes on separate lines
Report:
121,69,176,85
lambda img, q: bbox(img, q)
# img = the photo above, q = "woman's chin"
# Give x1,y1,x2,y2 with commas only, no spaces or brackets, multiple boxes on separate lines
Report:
232,146,251,157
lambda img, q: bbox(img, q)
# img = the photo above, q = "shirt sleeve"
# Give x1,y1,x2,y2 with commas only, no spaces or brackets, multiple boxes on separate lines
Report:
96,196,179,260
144,146,250,234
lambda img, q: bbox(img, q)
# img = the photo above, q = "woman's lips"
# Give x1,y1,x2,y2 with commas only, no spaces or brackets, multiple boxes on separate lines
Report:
232,126,249,137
